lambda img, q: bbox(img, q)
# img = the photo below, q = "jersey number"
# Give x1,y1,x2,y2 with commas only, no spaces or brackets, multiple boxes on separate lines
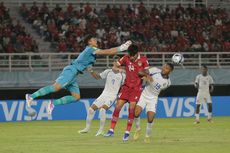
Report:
112,79,115,85
155,83,161,90
128,65,135,71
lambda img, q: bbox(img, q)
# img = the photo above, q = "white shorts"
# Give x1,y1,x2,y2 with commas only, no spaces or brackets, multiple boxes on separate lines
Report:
92,94,117,108
196,92,212,104
137,94,158,113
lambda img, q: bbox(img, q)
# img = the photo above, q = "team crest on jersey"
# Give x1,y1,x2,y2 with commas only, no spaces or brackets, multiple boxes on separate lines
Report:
138,61,142,66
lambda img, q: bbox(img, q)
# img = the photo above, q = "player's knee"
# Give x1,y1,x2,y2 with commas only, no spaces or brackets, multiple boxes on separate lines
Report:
134,110,140,118
53,83,62,91
147,112,155,123
148,118,154,123
134,110,139,117
134,106,142,117
100,108,106,113
102,105,109,110
99,108,106,119
90,104,98,111
115,104,122,110
72,94,80,100
129,102,136,109
88,107,95,114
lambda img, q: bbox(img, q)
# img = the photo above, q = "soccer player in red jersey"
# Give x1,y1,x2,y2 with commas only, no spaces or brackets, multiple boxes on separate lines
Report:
104,44,149,141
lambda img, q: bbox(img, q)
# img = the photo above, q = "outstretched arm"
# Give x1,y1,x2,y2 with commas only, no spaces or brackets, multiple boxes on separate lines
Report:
142,75,153,83
138,69,153,83
194,76,199,89
209,76,214,93
94,40,132,55
138,69,149,78
194,82,199,89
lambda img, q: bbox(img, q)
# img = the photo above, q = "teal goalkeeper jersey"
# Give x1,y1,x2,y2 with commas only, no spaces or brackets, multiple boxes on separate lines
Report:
71,46,98,72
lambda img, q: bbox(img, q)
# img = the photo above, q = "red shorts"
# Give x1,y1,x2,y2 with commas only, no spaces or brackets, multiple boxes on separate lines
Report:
118,85,142,102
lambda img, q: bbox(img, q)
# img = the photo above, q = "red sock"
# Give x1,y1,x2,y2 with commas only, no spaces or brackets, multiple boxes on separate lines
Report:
126,108,135,132
110,107,121,130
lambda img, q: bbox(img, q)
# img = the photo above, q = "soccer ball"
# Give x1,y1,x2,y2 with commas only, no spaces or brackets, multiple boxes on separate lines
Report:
171,53,184,64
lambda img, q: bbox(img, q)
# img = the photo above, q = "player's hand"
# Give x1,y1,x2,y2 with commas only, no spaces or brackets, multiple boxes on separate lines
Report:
210,87,214,93
142,75,153,82
87,67,94,73
194,83,198,89
118,40,132,52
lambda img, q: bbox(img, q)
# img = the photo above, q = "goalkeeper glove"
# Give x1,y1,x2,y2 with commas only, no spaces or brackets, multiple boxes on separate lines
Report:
118,40,132,52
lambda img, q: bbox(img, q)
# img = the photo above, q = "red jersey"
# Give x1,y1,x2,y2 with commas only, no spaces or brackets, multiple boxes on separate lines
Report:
118,54,149,88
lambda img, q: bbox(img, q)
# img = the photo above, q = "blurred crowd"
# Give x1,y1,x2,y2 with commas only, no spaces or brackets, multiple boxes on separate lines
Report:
0,2,38,53
2,1,230,53
20,1,230,53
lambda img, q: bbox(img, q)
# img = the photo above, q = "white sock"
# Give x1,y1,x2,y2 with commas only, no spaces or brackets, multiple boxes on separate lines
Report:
146,122,154,137
98,108,106,132
134,117,141,130
125,131,130,134
109,128,114,132
85,107,95,130
208,112,212,119
195,113,200,120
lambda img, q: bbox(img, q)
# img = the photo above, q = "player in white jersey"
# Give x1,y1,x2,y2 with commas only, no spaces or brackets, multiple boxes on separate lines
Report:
78,56,125,136
194,65,214,124
133,63,174,143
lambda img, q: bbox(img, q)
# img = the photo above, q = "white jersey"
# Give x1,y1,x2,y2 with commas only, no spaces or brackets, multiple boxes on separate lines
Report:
142,67,171,98
195,74,214,93
100,69,125,96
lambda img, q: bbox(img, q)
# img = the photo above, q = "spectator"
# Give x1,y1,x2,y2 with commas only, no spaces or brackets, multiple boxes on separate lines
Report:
84,3,92,15
31,40,39,52
67,3,74,15
40,2,49,14
0,3,37,54
215,18,222,26
18,2,229,52
191,40,202,51
30,2,39,12
58,39,67,52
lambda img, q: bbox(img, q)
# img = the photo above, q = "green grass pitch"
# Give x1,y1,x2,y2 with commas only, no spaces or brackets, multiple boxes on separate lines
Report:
0,117,230,153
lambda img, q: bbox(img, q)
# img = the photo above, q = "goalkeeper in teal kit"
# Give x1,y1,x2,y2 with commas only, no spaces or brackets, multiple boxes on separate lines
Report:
25,35,132,115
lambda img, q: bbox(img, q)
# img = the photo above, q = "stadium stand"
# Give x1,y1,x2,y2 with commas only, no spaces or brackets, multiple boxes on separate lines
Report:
17,1,230,53
0,2,38,54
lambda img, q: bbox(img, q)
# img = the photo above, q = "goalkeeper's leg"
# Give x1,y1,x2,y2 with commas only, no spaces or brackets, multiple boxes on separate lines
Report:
26,83,62,107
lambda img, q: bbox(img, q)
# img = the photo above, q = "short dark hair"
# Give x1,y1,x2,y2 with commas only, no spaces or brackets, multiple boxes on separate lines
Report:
84,34,95,45
127,44,139,56
166,63,174,71
202,64,208,69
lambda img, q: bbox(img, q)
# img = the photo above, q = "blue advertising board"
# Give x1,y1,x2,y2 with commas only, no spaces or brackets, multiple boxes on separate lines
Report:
0,96,230,122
